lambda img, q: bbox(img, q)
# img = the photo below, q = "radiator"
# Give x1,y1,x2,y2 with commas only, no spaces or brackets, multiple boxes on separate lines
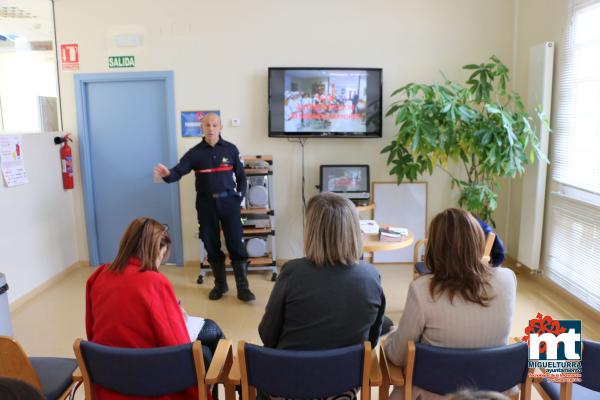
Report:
517,42,554,270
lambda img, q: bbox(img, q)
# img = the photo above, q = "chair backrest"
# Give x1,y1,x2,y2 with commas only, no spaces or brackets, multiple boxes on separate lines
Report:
580,340,600,391
405,341,530,399
238,341,371,400
482,232,496,264
535,339,600,400
73,339,206,400
413,239,428,263
0,336,42,391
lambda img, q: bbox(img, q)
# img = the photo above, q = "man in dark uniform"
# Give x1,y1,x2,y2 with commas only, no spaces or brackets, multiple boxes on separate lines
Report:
154,113,255,302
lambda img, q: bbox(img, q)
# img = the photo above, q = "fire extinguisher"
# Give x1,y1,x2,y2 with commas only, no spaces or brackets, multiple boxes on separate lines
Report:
54,133,74,190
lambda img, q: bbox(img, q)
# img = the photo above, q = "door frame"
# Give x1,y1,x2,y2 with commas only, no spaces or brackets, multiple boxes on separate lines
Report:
74,71,182,266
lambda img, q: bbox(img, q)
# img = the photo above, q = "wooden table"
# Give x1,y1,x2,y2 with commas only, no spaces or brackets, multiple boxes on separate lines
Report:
362,229,414,253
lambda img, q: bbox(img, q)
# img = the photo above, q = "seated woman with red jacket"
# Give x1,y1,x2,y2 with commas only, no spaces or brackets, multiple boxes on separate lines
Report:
85,217,224,400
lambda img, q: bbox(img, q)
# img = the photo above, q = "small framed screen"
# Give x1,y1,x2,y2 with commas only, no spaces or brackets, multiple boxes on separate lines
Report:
319,165,370,200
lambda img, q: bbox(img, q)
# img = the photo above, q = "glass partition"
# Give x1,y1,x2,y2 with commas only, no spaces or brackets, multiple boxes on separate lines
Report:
0,0,60,133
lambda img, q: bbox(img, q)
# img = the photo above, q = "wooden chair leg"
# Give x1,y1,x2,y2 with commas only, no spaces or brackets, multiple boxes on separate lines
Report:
379,348,390,400
520,369,533,400
560,382,572,400
224,383,236,400
59,380,82,400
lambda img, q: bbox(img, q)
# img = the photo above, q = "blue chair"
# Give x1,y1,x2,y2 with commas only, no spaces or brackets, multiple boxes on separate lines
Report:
403,340,531,400
534,340,600,400
73,338,234,400
0,335,78,400
412,232,496,278
412,238,430,278
231,341,381,400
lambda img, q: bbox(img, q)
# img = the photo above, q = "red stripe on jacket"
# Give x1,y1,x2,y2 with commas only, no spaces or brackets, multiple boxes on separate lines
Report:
195,165,233,174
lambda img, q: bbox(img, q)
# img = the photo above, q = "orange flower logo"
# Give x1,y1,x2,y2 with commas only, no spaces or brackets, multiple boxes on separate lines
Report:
522,312,567,354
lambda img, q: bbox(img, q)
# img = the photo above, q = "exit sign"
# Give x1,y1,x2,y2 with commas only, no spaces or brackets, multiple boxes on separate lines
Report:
108,56,135,68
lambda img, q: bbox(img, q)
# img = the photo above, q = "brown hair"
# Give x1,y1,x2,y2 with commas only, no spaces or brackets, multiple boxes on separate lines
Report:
426,208,492,306
106,217,171,273
0,378,44,400
304,192,362,266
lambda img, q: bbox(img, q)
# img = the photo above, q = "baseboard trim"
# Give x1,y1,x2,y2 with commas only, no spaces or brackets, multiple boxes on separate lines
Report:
184,260,199,269
9,261,86,312
184,259,286,268
505,255,600,328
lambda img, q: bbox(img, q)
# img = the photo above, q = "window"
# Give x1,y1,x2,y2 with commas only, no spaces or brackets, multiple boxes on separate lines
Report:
544,0,600,311
553,2,600,195
0,0,60,133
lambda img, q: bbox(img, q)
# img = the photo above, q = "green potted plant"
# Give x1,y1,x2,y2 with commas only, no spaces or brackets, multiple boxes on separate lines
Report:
382,56,548,225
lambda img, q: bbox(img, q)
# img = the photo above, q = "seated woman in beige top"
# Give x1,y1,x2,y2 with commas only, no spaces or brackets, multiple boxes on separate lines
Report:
384,208,517,400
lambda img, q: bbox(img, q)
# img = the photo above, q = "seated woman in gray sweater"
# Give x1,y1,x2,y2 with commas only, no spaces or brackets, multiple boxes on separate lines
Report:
259,192,386,351
384,208,517,400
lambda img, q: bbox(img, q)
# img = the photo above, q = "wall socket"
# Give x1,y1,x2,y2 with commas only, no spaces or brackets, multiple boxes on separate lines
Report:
231,118,241,127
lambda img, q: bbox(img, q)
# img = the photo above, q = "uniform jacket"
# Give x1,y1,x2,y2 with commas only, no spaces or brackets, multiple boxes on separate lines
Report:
162,137,247,197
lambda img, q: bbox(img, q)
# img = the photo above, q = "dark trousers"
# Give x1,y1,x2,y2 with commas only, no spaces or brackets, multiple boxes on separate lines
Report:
197,319,226,400
382,315,394,335
197,319,226,368
197,194,247,264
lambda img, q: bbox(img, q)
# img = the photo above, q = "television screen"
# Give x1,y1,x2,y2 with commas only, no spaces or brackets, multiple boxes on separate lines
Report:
269,68,382,138
320,165,370,200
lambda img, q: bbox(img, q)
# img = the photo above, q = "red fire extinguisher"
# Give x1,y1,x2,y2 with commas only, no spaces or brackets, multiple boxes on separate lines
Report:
54,133,74,190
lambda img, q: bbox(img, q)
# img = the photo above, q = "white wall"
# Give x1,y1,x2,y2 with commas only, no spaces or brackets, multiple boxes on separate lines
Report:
54,0,516,263
0,133,79,303
500,0,569,259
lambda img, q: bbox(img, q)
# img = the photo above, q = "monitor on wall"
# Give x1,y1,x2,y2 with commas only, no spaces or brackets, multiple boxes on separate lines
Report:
268,68,382,138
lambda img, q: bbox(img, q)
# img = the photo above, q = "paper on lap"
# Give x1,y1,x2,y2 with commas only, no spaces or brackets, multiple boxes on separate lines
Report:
186,315,205,341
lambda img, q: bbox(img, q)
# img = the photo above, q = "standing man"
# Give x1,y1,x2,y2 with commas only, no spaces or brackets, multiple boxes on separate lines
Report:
352,93,359,115
154,113,255,302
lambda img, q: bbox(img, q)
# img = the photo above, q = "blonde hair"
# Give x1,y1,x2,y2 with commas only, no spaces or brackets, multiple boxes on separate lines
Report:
106,217,171,273
304,193,362,266
426,208,492,306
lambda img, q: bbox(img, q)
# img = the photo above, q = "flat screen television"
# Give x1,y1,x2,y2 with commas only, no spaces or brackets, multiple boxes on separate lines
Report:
269,68,382,138
319,165,370,201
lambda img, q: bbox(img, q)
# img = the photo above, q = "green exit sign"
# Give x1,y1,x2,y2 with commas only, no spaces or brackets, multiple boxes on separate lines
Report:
108,56,135,68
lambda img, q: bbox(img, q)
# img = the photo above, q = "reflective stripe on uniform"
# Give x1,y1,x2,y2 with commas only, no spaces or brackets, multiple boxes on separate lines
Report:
195,165,233,174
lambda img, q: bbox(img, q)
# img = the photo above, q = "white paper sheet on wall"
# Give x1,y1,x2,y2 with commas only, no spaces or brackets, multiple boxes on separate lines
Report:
0,135,29,187
373,182,427,263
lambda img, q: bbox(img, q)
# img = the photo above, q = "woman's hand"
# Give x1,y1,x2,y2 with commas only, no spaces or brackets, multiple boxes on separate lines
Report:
179,304,189,321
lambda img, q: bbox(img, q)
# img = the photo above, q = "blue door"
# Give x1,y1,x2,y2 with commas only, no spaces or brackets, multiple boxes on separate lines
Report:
75,72,183,266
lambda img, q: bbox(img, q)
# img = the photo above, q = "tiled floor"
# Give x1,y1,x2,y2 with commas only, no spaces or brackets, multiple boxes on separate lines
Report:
9,262,600,398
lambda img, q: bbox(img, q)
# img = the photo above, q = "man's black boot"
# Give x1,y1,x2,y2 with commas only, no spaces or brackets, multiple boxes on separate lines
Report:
208,261,228,300
232,261,256,302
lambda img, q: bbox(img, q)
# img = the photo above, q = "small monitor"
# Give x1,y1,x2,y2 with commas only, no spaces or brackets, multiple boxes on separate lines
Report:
319,165,370,202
